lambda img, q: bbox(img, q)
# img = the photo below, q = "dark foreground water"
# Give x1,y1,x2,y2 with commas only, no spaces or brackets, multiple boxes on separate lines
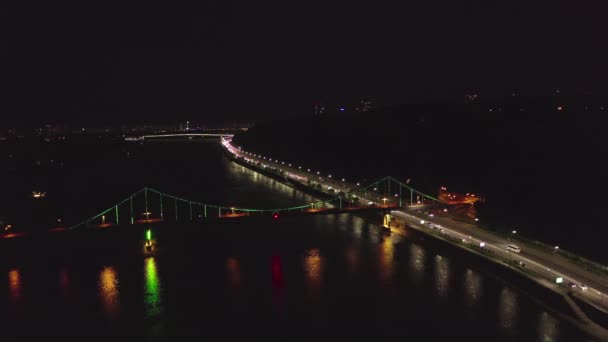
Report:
0,140,594,341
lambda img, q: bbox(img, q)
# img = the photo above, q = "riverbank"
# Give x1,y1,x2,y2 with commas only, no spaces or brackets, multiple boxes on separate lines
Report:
386,213,608,341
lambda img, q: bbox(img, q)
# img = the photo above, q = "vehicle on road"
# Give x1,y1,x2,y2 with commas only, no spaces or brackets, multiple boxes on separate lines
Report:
506,244,521,253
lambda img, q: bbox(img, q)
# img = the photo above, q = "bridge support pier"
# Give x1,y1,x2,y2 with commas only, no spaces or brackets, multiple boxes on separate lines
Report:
382,214,392,233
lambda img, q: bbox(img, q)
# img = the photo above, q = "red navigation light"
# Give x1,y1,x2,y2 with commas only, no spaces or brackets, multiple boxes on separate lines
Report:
272,212,280,220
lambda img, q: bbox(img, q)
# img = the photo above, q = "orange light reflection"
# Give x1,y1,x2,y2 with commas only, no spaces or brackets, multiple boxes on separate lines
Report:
8,269,21,301
304,249,324,298
99,266,120,319
225,257,241,287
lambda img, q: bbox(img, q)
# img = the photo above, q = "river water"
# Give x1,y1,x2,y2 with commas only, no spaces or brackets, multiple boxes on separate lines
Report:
0,140,594,341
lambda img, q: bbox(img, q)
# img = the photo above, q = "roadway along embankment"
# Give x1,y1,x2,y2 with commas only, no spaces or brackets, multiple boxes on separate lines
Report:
386,211,608,341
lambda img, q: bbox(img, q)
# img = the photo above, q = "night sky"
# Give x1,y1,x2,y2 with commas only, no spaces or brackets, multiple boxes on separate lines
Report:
4,0,608,125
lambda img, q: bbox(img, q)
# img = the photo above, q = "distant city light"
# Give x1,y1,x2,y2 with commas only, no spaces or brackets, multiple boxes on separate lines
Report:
32,191,46,199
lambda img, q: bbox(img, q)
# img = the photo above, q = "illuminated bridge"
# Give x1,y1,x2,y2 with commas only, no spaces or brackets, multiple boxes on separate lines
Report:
123,133,237,142
66,133,445,229
68,175,445,230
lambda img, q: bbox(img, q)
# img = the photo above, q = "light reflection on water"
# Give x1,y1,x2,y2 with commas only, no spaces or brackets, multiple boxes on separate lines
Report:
351,216,365,239
378,236,394,284
434,255,449,298
99,266,120,319
226,163,317,208
409,243,426,288
368,223,381,244
463,268,483,310
498,286,519,331
345,246,359,276
225,257,241,288
144,257,162,318
337,214,349,230
59,268,70,297
304,249,324,298
144,257,166,339
271,255,286,312
8,269,21,302
538,311,560,342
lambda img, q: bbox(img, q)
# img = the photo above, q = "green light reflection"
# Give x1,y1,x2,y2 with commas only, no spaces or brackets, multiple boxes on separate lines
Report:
144,257,162,318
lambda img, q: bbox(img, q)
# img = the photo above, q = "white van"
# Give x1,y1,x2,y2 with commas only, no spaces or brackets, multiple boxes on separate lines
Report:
506,245,521,253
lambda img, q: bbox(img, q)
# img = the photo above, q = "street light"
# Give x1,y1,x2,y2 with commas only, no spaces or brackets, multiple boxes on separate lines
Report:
512,230,517,234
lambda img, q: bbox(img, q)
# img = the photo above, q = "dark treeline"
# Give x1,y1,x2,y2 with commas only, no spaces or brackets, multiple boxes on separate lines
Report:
233,95,607,261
